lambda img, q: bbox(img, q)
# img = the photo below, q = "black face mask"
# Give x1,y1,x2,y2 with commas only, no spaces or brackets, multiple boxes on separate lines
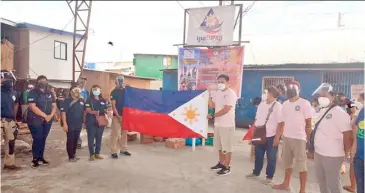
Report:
37,82,48,89
1,80,13,89
286,89,298,99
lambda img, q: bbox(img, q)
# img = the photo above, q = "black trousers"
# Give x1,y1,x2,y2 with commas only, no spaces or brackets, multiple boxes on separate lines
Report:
66,128,81,159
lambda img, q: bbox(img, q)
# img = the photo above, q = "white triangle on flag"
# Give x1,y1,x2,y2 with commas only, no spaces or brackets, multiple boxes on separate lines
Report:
168,91,209,138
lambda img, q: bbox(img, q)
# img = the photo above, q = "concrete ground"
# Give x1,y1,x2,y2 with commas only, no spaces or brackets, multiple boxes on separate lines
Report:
1,124,352,193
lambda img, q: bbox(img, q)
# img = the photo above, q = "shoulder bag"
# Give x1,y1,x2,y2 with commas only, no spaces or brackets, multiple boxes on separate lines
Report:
90,100,108,128
308,105,336,153
252,101,277,145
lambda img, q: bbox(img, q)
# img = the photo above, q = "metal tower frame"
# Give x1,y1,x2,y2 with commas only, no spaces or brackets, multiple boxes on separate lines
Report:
67,0,92,83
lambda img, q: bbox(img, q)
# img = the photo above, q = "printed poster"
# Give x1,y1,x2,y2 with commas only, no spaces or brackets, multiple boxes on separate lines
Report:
187,5,235,46
178,47,244,97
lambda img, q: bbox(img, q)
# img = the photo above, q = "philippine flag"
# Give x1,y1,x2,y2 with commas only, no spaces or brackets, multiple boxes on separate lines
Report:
123,87,208,138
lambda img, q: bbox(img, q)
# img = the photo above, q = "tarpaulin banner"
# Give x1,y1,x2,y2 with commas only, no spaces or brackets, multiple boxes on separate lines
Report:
178,47,244,97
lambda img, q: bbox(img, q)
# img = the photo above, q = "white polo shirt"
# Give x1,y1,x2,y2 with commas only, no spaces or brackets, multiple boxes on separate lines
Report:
314,106,352,157
280,98,312,141
255,101,282,137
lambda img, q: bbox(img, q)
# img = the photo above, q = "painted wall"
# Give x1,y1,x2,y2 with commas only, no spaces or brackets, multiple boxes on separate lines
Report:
28,30,82,80
134,54,178,80
162,68,364,126
162,71,178,91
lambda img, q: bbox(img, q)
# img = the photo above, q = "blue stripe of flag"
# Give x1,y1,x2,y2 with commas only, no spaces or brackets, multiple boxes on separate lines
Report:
124,87,204,114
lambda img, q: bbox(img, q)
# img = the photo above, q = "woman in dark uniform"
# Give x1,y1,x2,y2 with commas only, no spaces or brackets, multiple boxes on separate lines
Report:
60,86,84,162
84,85,107,161
27,75,57,168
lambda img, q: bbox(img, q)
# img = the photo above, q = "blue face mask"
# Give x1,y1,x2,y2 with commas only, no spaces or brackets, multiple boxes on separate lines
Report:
277,95,286,103
92,89,101,96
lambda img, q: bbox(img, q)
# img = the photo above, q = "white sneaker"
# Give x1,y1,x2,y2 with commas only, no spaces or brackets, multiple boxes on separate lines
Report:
245,173,259,179
262,178,273,185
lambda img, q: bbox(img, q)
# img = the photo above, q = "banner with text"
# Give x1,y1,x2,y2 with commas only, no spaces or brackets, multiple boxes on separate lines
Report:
186,5,235,46
178,47,244,97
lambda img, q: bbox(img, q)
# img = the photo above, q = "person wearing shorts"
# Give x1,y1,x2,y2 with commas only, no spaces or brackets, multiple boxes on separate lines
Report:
272,81,312,193
207,74,237,176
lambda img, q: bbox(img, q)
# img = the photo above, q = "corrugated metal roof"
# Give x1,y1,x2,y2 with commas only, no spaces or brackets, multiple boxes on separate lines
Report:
17,22,83,38
159,62,364,72
83,68,157,80
0,18,17,27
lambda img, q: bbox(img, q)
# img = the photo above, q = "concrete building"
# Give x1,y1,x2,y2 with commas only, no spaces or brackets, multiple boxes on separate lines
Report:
1,18,83,88
133,53,178,80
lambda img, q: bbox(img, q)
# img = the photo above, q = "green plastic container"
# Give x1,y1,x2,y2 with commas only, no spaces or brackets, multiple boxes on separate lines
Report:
208,108,215,115
205,137,214,146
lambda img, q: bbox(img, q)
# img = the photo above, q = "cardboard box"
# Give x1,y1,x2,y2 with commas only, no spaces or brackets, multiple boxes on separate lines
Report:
165,138,185,149
140,134,154,144
153,136,164,142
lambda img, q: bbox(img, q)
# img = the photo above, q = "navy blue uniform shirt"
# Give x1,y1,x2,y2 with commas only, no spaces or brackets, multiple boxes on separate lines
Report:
27,88,56,124
1,87,18,119
60,98,85,130
84,97,107,126
110,88,125,116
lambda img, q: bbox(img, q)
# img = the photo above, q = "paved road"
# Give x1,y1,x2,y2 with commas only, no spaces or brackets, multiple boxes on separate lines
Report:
1,125,351,193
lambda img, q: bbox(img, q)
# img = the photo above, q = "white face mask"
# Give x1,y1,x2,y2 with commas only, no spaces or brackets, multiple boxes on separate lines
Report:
261,93,267,102
318,97,331,108
217,83,225,91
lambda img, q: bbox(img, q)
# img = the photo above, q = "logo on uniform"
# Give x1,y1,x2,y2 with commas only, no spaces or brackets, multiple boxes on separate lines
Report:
326,113,332,119
12,95,16,101
295,105,300,111
48,94,52,98
80,101,84,106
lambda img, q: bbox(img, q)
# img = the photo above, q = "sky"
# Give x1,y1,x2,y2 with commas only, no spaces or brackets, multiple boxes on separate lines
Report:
1,1,365,65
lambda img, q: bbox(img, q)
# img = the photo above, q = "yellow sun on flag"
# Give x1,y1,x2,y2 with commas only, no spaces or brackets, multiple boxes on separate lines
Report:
182,104,200,124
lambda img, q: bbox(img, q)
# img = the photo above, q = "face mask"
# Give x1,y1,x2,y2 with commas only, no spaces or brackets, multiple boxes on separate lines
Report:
92,89,101,96
1,80,13,88
37,82,48,89
217,83,225,91
318,97,331,108
261,93,267,102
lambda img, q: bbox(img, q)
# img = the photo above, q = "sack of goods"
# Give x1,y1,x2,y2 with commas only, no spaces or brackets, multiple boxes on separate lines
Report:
165,138,185,149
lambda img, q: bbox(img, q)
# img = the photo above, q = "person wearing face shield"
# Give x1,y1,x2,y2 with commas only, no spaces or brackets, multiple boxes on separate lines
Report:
76,76,89,149
60,86,84,162
207,74,238,176
26,75,57,168
273,81,312,193
246,87,282,184
109,76,131,159
1,70,21,170
308,83,353,193
84,85,107,161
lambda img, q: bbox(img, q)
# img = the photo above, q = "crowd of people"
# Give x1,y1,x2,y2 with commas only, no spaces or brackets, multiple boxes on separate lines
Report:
1,70,364,193
241,82,364,193
1,71,131,168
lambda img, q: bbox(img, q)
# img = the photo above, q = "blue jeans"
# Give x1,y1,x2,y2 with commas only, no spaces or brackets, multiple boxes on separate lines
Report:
253,136,278,179
28,123,52,160
86,124,104,156
354,157,364,193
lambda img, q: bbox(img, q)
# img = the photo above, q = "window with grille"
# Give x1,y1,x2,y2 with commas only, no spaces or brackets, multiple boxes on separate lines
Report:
54,41,67,60
262,76,295,92
322,71,363,98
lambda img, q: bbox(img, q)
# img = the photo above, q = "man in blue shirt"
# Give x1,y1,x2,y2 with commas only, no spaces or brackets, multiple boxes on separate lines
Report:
354,92,364,193
109,76,131,158
1,70,21,170
76,76,89,149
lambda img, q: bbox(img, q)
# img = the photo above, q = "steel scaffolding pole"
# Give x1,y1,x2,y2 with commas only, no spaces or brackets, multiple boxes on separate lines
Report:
67,0,92,83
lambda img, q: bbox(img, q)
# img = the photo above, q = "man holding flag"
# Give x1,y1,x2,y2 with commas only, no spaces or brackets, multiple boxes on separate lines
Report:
207,74,238,176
